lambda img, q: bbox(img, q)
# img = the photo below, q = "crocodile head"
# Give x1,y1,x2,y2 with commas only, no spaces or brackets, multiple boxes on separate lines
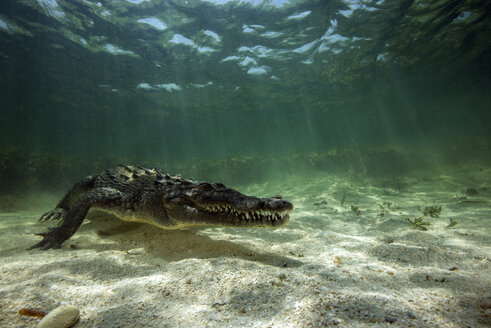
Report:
162,181,293,228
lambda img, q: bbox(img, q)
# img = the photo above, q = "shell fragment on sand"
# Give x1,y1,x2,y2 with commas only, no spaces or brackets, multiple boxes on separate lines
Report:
37,305,79,328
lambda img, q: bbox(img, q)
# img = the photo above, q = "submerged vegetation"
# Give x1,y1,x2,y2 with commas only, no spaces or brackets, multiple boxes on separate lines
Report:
405,217,431,231
350,205,361,216
447,218,458,228
2,140,488,196
0,195,22,212
0,145,434,195
378,201,402,217
423,205,442,218
465,188,479,196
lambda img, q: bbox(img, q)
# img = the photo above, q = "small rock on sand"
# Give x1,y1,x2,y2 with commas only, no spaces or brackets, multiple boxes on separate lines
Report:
333,256,342,265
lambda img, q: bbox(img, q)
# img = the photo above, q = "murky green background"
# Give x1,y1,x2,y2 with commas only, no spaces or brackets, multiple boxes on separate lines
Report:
0,0,490,197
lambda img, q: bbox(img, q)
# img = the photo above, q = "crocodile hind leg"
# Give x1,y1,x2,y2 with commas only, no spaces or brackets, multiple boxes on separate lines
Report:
30,187,124,250
39,175,97,222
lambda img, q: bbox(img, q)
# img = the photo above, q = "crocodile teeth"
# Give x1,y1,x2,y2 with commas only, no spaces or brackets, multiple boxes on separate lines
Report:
203,205,288,222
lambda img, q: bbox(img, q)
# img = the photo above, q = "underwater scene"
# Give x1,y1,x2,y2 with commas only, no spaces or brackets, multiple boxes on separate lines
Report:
1,0,490,327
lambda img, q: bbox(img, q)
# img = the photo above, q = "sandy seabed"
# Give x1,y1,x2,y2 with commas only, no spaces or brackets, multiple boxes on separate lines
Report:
1,168,490,327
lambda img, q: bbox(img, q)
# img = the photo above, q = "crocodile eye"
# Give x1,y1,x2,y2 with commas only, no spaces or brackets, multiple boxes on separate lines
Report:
214,183,226,189
198,182,213,190
272,195,283,199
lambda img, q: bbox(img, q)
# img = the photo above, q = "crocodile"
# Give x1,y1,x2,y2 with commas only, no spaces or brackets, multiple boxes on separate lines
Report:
29,165,293,250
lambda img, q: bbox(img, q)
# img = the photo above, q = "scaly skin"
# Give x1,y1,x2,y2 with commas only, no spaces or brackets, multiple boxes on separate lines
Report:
30,165,293,250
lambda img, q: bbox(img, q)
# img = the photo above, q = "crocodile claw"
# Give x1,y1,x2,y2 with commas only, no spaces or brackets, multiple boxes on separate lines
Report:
28,228,63,250
28,240,60,250
39,208,66,222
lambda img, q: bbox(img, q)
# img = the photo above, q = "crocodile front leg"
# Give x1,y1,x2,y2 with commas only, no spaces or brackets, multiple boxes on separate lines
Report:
39,175,97,223
29,187,124,250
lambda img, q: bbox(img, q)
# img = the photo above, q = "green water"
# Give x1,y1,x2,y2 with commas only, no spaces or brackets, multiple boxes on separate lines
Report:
1,2,491,326
0,0,490,195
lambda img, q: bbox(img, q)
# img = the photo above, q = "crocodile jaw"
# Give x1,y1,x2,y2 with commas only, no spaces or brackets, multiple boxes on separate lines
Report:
163,197,292,229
